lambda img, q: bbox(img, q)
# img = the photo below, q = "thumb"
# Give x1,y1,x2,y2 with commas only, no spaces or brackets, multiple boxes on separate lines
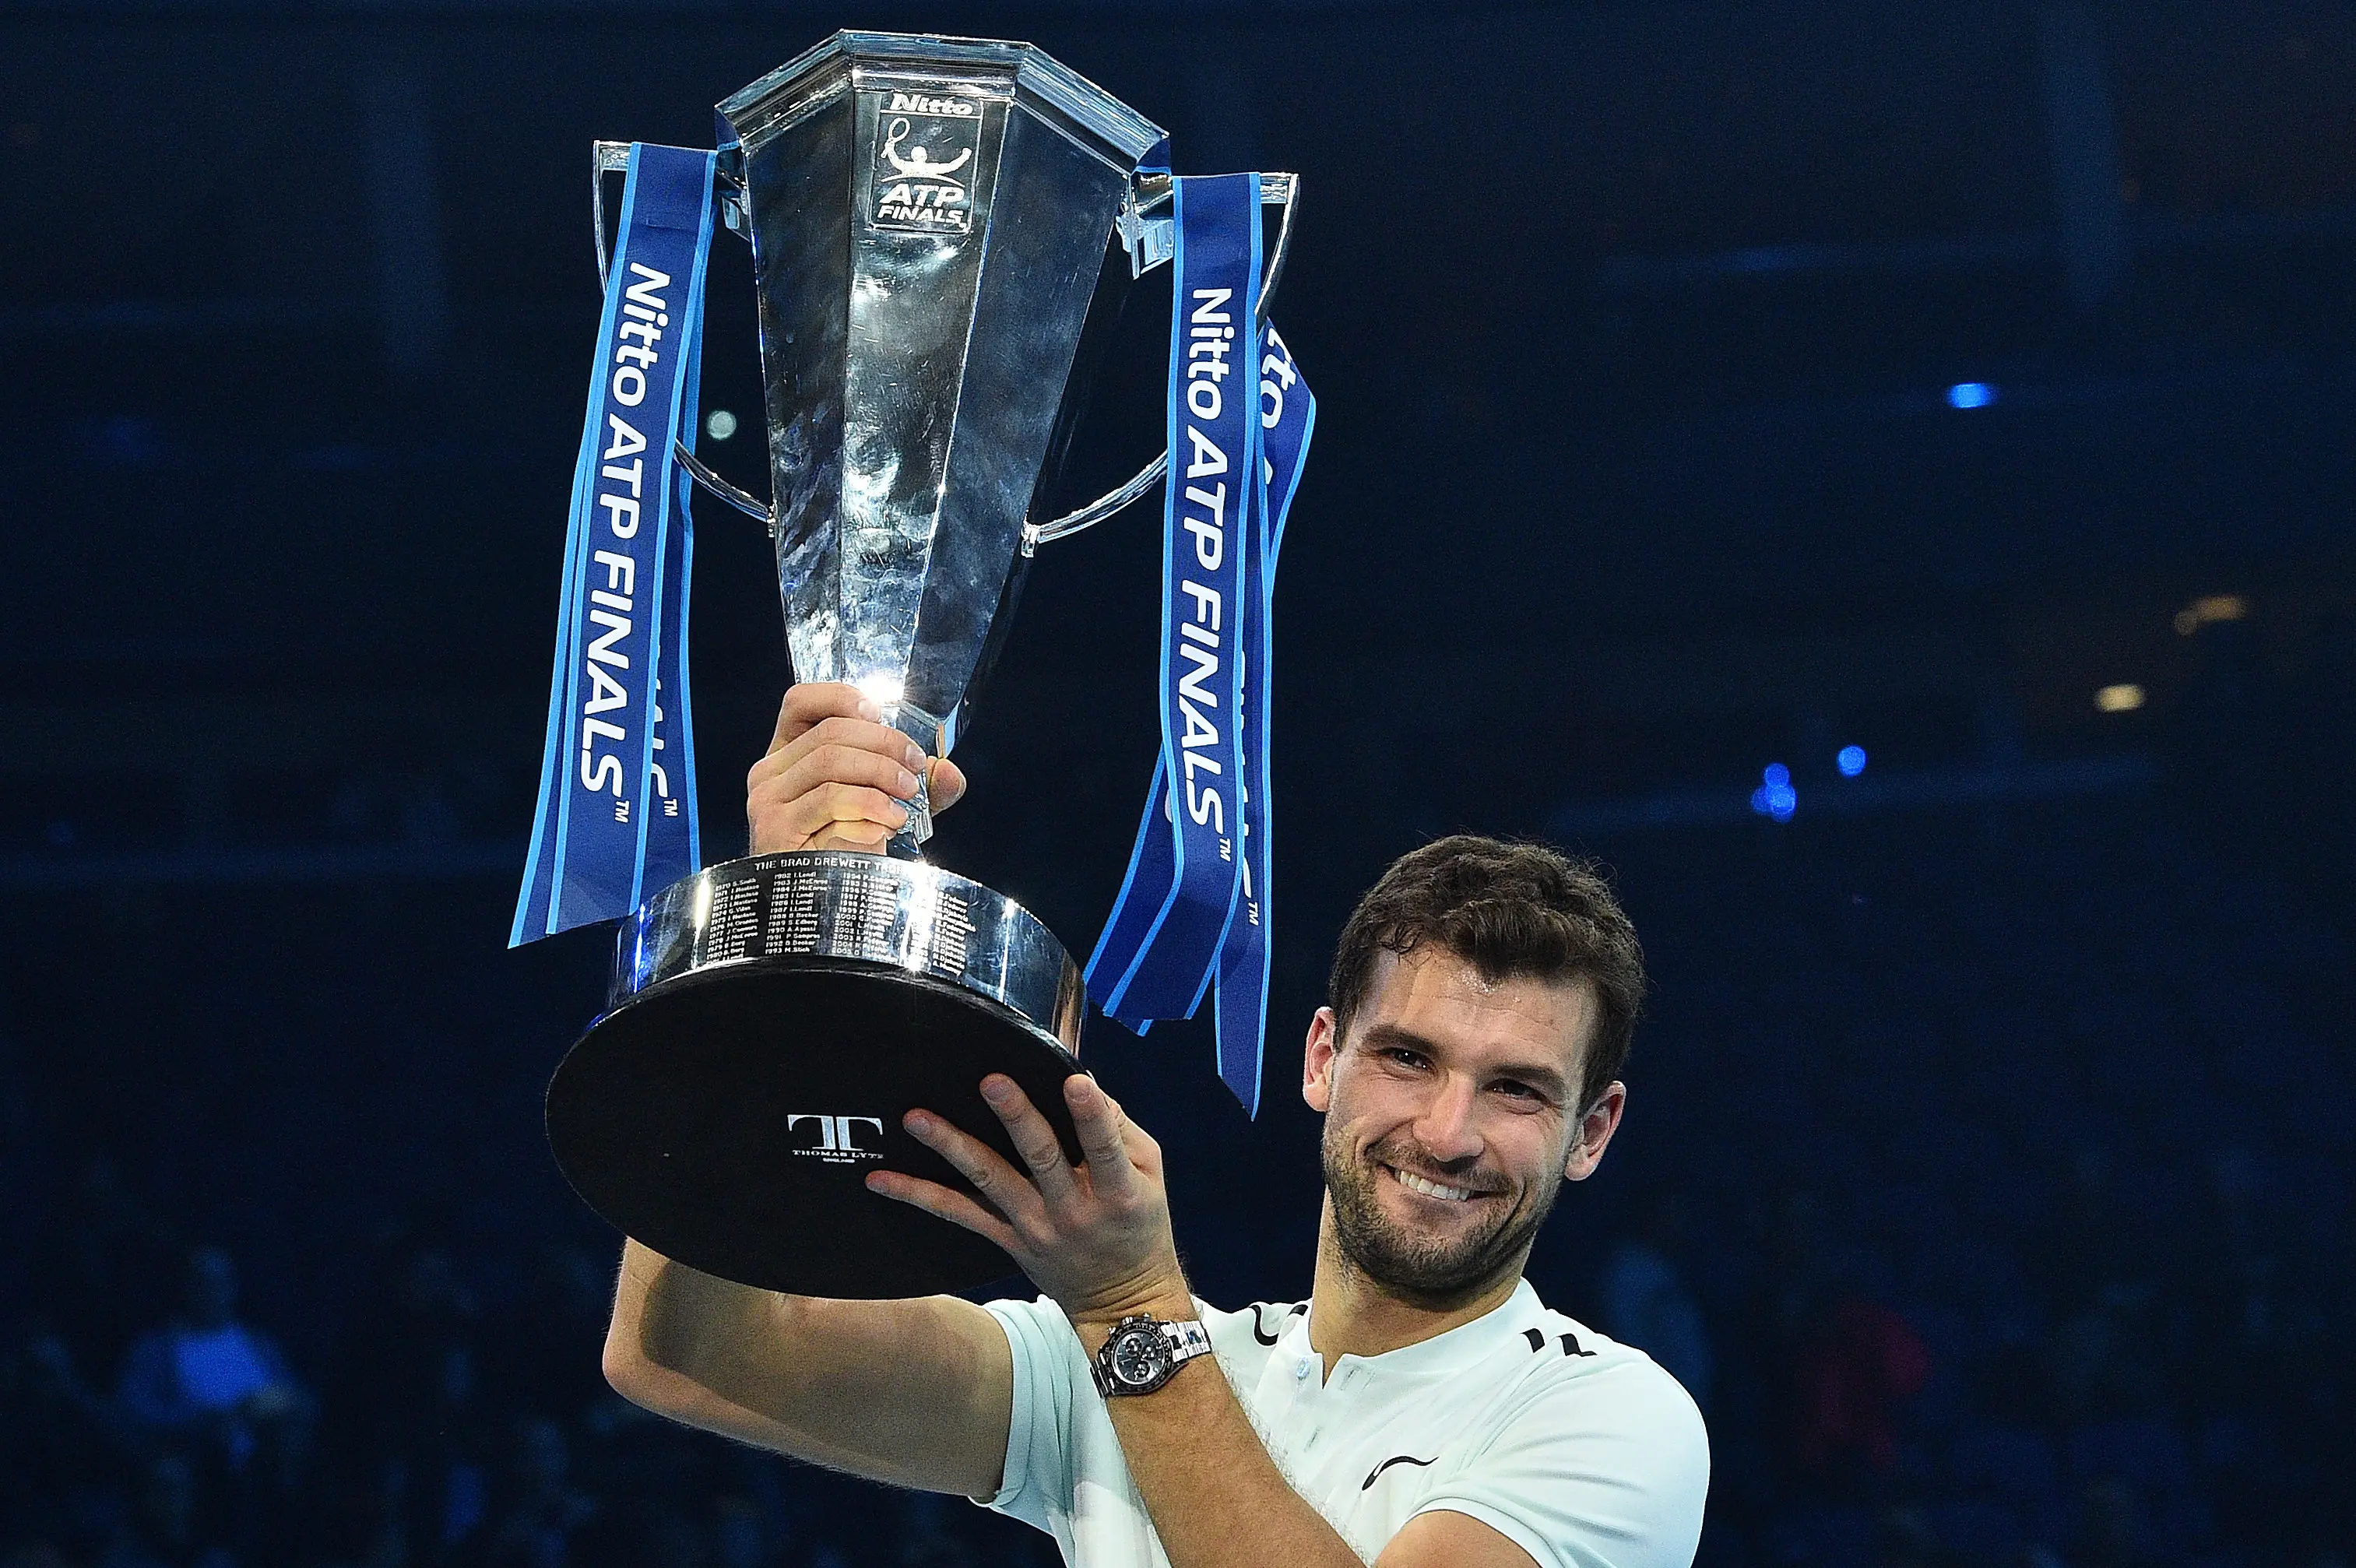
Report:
928,757,969,811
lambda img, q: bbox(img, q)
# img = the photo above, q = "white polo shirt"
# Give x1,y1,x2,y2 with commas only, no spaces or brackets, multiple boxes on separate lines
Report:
980,1280,1708,1568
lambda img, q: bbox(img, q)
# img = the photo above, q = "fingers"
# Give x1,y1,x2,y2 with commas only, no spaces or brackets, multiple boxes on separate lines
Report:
927,756,969,812
751,714,924,785
769,683,876,754
749,688,972,855
773,781,910,849
1102,1089,1163,1178
902,1105,1054,1221
768,740,922,807
748,712,927,853
977,1077,1078,1200
1065,1075,1135,1195
863,1169,1019,1254
803,820,895,853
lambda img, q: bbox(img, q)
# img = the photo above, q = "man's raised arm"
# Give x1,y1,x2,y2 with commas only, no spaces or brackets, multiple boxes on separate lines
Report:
601,683,1000,1496
603,1240,1010,1496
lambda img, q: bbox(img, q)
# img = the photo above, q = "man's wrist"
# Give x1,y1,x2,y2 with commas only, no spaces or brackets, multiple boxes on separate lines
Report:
1066,1281,1198,1348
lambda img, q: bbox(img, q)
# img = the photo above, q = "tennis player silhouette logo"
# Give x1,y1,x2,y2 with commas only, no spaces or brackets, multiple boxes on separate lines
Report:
881,117,973,182
873,110,979,234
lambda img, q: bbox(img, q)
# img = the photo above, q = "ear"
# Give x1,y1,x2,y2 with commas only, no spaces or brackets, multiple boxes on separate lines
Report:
1302,1007,1341,1114
1563,1082,1626,1183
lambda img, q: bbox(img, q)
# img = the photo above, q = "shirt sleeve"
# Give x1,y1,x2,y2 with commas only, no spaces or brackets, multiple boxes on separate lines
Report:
1412,1356,1710,1568
976,1295,1084,1535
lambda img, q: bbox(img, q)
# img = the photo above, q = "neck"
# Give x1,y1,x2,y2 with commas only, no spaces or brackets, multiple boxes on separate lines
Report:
1304,1198,1525,1374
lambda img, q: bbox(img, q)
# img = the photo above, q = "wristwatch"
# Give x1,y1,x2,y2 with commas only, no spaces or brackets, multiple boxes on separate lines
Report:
1090,1314,1215,1397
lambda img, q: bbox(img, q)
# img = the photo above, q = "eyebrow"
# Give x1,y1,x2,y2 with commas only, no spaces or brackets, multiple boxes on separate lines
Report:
1356,1023,1574,1102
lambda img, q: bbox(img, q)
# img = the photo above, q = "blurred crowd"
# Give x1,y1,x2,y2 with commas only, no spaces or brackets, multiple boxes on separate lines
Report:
1578,803,2355,1568
0,1172,1050,1563
0,1184,1050,1568
2,800,2349,1568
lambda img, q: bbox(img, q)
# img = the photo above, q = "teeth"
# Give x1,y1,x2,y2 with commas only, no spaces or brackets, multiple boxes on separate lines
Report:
1390,1165,1475,1202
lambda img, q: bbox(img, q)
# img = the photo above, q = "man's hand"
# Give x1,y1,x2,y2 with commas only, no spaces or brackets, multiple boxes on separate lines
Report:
748,683,969,854
872,1082,1519,1568
866,1074,1192,1327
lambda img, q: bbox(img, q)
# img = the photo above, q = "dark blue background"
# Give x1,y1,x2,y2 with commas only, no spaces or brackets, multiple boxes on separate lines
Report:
1,4,2350,1566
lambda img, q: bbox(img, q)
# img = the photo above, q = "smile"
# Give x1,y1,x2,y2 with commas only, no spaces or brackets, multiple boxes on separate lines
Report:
1384,1163,1480,1203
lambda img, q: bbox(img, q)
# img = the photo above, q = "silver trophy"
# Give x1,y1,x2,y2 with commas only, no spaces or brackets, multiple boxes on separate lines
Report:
544,32,1296,1299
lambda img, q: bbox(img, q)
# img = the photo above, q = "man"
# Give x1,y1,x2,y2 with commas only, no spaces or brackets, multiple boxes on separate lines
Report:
603,684,1709,1568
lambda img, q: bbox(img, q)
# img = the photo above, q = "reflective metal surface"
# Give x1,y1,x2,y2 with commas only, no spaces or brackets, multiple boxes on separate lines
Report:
589,51,1303,722
671,438,767,522
720,33,1166,851
1023,448,1166,553
610,850,1085,1052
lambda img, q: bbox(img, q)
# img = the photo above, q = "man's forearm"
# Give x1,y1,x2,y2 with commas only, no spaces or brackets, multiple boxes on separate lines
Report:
606,1239,1017,1496
609,1239,784,1394
1078,1299,1366,1568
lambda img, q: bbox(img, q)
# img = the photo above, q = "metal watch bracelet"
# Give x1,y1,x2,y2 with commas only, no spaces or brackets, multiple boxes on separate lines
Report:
1091,1315,1215,1397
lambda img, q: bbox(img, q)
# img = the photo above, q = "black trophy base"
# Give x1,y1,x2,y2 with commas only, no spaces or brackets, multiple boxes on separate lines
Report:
546,960,1083,1299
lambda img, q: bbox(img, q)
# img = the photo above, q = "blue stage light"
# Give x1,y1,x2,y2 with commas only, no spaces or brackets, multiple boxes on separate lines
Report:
1946,381,1995,410
1751,764,1798,821
1837,745,1867,776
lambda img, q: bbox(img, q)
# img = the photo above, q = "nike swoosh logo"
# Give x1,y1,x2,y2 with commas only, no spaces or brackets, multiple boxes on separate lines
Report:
1361,1454,1436,1490
1251,1303,1309,1346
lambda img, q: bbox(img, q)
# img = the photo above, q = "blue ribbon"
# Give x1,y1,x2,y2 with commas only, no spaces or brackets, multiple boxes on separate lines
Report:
513,143,713,944
1209,323,1315,1114
1085,174,1317,1115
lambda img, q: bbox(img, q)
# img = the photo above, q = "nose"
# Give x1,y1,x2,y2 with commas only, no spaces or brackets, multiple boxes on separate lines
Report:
1412,1073,1486,1166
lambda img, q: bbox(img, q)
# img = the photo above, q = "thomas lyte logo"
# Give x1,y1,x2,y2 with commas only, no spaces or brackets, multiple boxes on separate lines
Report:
788,1113,887,1165
870,91,980,235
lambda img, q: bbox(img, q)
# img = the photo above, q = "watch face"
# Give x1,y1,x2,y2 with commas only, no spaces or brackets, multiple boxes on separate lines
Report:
1111,1326,1169,1387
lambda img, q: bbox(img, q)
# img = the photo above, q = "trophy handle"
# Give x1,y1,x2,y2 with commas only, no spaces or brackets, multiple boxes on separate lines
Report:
593,142,776,529
593,147,1298,543
1022,171,1299,554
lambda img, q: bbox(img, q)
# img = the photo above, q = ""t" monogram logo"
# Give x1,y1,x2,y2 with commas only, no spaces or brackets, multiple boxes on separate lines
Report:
787,1113,887,1163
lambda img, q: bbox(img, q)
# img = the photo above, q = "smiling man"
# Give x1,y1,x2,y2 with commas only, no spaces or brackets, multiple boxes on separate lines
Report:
603,683,1709,1568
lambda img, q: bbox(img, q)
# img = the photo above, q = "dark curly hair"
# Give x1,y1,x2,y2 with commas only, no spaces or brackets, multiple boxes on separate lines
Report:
1327,835,1647,1113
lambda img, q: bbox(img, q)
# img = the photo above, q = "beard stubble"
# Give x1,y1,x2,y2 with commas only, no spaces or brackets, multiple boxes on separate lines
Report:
1320,1119,1565,1309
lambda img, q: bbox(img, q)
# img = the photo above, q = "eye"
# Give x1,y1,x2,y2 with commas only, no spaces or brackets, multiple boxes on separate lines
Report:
1488,1079,1556,1112
1380,1046,1429,1072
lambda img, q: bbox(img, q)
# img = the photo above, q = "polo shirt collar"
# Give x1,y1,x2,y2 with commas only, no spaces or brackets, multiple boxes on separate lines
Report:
1292,1278,1542,1379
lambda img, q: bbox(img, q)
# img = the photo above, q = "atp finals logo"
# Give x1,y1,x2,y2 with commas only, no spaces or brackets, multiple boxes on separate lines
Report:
787,1113,887,1165
870,91,981,235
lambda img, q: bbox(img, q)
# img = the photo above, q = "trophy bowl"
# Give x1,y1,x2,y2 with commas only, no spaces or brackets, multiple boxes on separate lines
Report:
547,854,1085,1298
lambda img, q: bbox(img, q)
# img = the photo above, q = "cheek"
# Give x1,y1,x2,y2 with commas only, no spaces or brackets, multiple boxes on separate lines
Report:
1488,1116,1574,1187
1327,1071,1411,1149
1328,1054,1413,1116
